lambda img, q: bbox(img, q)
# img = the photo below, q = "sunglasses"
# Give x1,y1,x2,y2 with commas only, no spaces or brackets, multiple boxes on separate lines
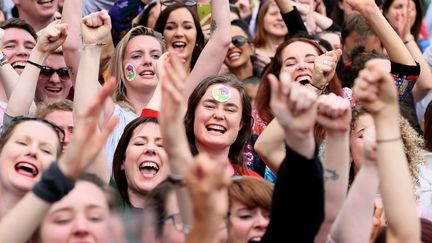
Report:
159,213,190,234
231,35,249,48
160,0,196,7
40,66,70,80
9,116,66,146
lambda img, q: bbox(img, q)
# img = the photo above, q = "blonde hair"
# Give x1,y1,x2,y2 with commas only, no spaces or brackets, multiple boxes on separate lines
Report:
108,26,165,109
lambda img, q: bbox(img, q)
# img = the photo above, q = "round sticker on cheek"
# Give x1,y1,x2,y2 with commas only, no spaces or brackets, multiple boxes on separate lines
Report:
212,85,231,103
125,64,136,82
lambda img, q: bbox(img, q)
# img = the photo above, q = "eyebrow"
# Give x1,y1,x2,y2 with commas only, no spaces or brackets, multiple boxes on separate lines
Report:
203,99,240,109
356,127,366,136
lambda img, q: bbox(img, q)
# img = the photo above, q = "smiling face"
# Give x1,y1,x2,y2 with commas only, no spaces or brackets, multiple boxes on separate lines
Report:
163,7,197,64
38,181,111,243
14,0,58,20
35,54,72,103
122,122,169,195
193,84,243,151
263,3,287,38
122,35,162,93
224,25,253,71
280,41,320,91
228,200,270,243
350,114,375,174
2,27,36,74
0,121,59,194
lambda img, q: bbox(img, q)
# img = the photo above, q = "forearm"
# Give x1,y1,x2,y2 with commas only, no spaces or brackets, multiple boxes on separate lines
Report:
73,46,103,120
284,128,315,159
262,144,323,242
405,37,432,101
0,63,20,98
275,0,294,13
187,217,220,243
313,11,334,30
61,0,83,85
185,0,230,97
316,131,350,242
0,193,50,243
360,5,416,66
254,119,286,173
374,107,420,242
85,150,110,184
6,50,47,116
330,164,379,243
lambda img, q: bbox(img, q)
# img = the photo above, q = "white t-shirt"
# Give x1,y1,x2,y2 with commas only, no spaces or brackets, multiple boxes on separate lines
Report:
104,104,138,175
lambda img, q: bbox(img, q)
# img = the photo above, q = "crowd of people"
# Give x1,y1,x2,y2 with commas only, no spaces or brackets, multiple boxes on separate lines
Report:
0,0,430,242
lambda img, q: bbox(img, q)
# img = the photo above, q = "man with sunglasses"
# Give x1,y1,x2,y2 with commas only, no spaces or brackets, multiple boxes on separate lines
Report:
33,50,73,103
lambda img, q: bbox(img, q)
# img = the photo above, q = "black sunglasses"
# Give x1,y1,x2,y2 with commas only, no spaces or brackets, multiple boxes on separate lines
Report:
9,116,66,146
161,0,196,7
231,35,249,48
28,61,70,80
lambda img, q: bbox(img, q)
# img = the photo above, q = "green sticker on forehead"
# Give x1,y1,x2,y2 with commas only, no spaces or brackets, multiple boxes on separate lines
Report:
212,84,231,103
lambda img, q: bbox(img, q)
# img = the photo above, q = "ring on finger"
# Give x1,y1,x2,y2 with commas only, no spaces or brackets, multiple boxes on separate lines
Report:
323,59,329,65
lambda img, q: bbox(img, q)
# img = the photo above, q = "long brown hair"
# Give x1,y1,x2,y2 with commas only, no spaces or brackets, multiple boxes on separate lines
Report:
184,75,253,168
255,37,342,128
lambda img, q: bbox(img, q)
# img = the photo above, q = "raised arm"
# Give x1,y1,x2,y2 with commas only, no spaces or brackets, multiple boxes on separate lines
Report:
254,118,285,173
262,72,324,242
314,93,352,243
330,126,379,243
185,0,230,97
399,1,432,101
353,59,421,243
74,10,115,128
159,52,194,224
186,153,230,243
346,0,416,66
61,0,83,84
0,81,118,243
6,21,68,117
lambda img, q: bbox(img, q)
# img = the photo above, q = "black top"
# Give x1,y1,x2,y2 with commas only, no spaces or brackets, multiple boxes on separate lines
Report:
261,144,324,243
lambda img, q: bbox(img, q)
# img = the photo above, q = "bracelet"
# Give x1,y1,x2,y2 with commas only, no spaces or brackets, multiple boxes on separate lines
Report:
376,136,401,143
32,161,75,203
0,52,8,66
81,43,106,51
167,174,185,186
26,60,43,69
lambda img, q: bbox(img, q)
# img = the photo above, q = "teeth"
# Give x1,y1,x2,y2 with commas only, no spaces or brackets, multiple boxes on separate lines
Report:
228,53,240,59
141,71,154,76
13,62,27,68
172,42,186,48
139,162,159,171
15,162,38,176
207,124,226,133
45,87,62,92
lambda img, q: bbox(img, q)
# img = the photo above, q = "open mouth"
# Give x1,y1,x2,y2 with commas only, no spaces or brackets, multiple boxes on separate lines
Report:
171,41,187,51
139,70,155,78
15,162,39,178
37,0,54,5
295,75,312,86
227,52,241,61
206,124,226,134
45,87,63,93
12,61,27,70
139,161,160,178
248,237,262,243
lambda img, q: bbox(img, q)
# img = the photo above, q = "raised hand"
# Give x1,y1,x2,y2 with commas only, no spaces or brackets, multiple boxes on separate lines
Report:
316,93,351,133
36,20,68,54
352,59,398,115
81,10,112,44
268,72,318,133
311,49,342,91
345,0,379,13
185,153,230,222
159,52,188,128
58,79,119,179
